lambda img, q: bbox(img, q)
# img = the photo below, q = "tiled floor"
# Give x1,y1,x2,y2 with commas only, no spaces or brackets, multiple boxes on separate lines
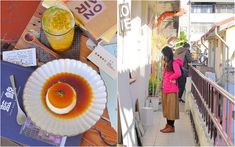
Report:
142,103,196,146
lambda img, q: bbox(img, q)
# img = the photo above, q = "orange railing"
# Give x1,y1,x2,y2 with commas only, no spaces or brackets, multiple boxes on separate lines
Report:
189,65,234,146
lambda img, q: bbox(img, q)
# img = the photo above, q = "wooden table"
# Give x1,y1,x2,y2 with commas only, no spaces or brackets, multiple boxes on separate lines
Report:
14,2,117,146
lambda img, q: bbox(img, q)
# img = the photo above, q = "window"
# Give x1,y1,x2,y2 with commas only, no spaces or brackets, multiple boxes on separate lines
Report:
192,3,235,14
215,4,235,13
191,23,213,33
191,4,214,13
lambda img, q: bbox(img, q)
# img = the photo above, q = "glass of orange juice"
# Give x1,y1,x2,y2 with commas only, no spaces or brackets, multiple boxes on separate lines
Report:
42,5,75,52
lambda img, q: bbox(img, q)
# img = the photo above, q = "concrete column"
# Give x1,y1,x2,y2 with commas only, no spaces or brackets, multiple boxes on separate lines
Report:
185,77,192,112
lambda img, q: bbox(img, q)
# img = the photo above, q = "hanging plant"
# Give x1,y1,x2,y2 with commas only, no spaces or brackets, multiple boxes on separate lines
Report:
175,31,188,48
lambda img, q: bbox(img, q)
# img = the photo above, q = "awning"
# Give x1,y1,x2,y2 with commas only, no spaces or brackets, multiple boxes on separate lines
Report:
202,17,235,39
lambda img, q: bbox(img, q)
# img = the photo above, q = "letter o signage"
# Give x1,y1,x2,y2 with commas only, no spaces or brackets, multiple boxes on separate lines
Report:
121,5,130,17
119,3,131,34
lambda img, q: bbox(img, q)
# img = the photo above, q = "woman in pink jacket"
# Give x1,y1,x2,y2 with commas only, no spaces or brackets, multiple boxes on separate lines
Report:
160,46,183,133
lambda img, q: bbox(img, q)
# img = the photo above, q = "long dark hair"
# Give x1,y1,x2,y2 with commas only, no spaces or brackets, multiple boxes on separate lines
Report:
161,46,174,71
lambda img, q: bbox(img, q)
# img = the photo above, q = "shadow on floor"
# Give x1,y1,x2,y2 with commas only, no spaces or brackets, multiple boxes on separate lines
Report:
142,103,196,146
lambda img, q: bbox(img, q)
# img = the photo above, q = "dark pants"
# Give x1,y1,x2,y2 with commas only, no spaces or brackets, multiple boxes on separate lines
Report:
167,119,175,127
178,76,186,99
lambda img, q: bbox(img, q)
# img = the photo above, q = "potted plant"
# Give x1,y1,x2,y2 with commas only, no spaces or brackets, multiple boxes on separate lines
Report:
147,62,162,110
148,74,157,97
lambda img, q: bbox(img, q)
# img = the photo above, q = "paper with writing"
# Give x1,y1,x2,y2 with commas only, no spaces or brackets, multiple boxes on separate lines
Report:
2,48,37,67
87,45,117,79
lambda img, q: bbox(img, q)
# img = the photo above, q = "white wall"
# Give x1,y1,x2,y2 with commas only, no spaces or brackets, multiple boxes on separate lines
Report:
226,26,235,67
190,0,234,2
207,26,235,79
215,38,224,78
118,0,152,146
190,13,234,42
179,0,190,39
190,13,234,23
208,39,216,68
180,0,234,42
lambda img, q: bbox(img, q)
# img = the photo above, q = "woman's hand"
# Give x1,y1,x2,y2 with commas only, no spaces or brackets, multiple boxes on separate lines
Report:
170,80,176,84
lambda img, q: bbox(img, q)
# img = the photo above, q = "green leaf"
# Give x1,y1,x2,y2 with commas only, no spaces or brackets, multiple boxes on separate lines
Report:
55,90,65,97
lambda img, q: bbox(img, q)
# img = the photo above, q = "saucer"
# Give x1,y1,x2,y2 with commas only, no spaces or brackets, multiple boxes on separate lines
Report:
23,59,107,136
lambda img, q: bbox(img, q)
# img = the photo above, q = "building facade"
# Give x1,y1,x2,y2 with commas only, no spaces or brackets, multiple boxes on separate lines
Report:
203,17,235,96
179,0,234,42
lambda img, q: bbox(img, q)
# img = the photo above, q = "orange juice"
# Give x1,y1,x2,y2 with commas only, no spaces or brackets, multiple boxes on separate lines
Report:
42,5,75,52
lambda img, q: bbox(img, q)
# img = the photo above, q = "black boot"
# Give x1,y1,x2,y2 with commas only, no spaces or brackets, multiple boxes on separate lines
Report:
179,99,185,103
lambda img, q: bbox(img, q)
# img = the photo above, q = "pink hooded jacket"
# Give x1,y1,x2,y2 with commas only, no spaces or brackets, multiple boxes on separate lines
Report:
162,58,183,94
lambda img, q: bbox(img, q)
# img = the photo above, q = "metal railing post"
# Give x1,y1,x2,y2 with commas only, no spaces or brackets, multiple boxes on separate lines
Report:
189,65,234,146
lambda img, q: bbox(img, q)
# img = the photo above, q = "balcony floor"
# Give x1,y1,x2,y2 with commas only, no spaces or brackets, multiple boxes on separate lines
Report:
142,103,196,146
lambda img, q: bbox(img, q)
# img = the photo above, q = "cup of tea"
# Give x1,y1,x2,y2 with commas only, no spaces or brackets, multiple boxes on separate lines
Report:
42,5,75,52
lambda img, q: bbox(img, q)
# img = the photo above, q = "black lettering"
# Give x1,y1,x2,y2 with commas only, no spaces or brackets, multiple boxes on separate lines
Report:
93,4,102,13
84,10,95,20
88,0,97,4
75,4,87,13
84,1,91,8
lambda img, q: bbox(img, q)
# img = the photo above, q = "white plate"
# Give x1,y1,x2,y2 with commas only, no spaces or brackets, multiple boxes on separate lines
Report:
23,59,107,136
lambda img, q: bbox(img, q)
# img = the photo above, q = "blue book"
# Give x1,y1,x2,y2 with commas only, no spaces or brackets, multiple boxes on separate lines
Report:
0,61,82,146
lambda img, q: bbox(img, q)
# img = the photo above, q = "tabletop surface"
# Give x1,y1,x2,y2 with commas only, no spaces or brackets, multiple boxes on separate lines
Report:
13,2,117,146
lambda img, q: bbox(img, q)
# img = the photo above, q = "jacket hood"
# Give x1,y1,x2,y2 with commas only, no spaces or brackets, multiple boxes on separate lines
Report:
175,47,187,55
174,47,187,60
174,58,183,66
